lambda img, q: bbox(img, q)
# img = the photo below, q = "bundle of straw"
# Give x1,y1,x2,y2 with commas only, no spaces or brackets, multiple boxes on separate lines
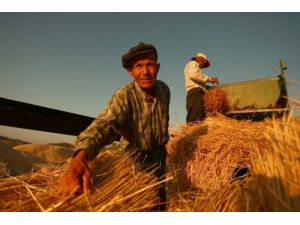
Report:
0,149,171,212
167,108,300,211
204,88,229,116
167,115,269,192
243,114,300,211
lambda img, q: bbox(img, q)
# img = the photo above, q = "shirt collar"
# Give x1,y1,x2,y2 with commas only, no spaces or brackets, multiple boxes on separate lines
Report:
134,81,157,103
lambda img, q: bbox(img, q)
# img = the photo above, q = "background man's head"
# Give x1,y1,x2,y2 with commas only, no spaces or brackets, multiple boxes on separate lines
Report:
195,52,210,68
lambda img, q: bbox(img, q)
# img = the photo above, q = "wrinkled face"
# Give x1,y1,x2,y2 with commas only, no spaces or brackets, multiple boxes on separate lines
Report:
128,54,160,90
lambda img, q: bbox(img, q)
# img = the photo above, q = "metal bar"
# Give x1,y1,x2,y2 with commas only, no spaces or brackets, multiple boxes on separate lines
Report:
0,97,94,136
226,108,289,114
226,108,289,121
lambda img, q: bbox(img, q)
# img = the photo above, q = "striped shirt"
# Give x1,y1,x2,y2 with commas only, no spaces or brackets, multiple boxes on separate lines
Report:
75,80,170,160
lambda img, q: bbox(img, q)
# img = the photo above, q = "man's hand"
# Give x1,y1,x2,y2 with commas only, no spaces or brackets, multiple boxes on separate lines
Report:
59,150,91,196
208,77,219,85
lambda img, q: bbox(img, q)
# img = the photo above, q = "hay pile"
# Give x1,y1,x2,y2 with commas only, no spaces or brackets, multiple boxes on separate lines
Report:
244,114,300,211
167,114,269,192
204,88,229,115
0,149,170,212
167,112,300,211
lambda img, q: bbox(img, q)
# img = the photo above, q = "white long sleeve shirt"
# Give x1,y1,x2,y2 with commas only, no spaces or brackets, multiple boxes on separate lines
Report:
184,60,211,92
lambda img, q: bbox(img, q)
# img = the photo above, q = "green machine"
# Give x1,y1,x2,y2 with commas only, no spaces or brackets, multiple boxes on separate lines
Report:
212,60,289,120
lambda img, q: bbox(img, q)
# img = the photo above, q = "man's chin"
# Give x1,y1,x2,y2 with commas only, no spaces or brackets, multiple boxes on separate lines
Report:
139,81,155,89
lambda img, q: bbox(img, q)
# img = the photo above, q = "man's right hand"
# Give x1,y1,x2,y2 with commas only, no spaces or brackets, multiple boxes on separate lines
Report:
59,150,91,196
209,77,219,85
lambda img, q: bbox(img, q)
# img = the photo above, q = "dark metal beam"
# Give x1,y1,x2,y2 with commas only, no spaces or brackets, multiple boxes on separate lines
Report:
0,97,94,136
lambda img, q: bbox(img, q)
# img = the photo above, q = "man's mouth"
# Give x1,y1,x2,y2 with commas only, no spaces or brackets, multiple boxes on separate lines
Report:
140,79,152,83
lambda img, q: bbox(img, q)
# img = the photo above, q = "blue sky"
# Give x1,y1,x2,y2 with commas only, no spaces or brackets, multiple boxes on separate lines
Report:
0,12,300,143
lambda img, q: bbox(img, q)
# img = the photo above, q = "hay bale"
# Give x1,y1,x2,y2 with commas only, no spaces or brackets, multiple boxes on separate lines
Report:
167,112,300,212
204,88,229,115
167,115,269,192
243,115,300,211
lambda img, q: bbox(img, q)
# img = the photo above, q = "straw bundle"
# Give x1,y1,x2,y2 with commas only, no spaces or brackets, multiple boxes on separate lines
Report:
204,88,229,115
166,122,209,192
243,114,300,211
168,105,300,211
167,114,269,193
189,183,245,212
0,149,170,212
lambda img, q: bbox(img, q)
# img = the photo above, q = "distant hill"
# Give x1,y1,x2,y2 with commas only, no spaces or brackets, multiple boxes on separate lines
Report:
14,143,74,164
0,135,29,147
0,136,74,177
0,142,45,176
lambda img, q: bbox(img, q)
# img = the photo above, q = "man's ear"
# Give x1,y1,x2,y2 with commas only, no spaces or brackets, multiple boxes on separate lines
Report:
156,63,160,73
127,69,134,78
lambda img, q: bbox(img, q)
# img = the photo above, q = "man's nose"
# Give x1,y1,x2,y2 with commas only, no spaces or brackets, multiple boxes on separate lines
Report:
141,66,150,74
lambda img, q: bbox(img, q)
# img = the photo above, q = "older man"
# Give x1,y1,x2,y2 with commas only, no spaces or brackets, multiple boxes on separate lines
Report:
59,42,170,211
184,52,219,122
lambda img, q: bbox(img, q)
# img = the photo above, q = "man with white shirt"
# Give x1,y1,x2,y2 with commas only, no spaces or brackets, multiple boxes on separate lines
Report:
184,52,219,122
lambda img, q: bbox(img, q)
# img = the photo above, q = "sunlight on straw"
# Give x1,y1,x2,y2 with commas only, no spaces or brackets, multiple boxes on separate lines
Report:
44,185,79,212
6,173,47,192
24,185,45,212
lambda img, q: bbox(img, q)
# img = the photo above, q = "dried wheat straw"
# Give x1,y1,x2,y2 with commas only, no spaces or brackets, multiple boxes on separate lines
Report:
243,113,300,211
168,105,300,211
0,150,171,212
167,114,269,192
204,88,229,115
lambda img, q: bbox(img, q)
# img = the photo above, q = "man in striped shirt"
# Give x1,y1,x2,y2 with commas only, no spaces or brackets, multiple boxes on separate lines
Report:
59,42,170,211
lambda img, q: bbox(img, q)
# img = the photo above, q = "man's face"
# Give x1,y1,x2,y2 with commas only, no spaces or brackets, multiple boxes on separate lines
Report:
196,56,210,68
128,54,160,90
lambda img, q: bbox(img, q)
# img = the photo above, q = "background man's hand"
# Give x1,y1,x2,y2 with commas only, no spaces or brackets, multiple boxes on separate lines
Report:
59,150,91,196
209,77,219,85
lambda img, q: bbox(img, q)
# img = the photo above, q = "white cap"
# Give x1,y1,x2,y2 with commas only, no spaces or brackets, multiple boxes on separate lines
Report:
195,52,207,60
194,52,210,68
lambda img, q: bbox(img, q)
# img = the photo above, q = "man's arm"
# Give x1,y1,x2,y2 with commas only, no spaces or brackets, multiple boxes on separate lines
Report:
186,61,219,85
75,89,128,159
186,61,210,84
59,89,128,195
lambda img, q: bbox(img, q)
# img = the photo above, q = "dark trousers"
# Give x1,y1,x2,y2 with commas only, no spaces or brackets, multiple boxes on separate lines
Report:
186,87,206,123
133,146,167,211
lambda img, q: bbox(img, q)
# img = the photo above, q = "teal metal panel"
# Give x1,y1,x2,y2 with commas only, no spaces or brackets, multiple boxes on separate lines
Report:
217,75,287,111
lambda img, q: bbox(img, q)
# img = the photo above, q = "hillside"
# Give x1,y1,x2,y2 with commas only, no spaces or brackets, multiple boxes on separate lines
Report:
0,135,29,147
0,136,74,177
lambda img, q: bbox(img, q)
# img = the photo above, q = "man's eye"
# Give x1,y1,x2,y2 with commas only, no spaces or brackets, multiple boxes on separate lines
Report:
147,64,155,68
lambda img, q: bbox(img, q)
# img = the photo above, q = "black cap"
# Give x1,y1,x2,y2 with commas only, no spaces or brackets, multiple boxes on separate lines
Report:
122,42,158,69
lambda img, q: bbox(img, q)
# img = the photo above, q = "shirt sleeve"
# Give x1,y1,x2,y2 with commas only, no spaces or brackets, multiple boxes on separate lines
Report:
74,90,128,160
186,61,210,85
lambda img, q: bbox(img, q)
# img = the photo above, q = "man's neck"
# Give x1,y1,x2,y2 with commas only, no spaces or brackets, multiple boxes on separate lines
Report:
142,87,156,103
143,87,155,98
